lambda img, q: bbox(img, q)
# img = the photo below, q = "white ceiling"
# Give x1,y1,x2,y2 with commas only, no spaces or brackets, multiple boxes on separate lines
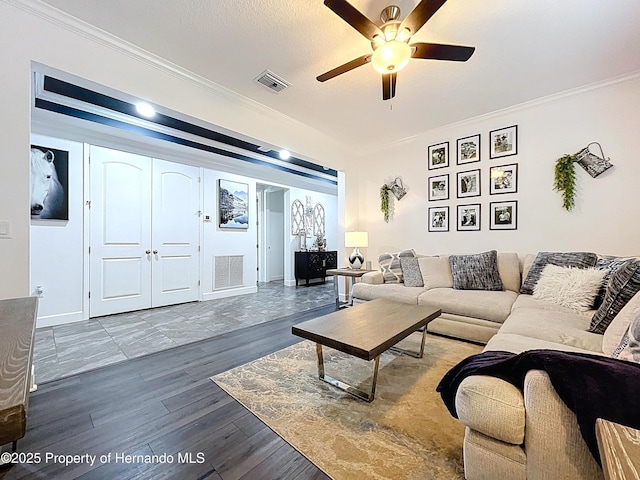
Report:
37,0,640,152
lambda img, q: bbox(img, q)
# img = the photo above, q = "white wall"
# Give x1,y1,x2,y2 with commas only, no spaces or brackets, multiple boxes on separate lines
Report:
356,75,640,263
29,135,86,326
285,188,339,286
0,1,352,300
200,169,257,300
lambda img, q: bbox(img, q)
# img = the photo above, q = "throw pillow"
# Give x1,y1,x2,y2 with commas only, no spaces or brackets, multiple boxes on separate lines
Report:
593,256,637,308
400,257,424,288
418,256,454,289
611,304,640,363
449,250,504,291
532,264,606,311
520,252,598,295
590,259,640,334
603,291,640,356
378,249,416,283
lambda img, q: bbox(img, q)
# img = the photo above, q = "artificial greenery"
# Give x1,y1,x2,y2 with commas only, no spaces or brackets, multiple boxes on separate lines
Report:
554,154,577,211
380,184,391,223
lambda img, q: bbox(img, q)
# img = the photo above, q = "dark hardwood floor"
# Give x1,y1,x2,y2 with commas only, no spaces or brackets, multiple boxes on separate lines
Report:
0,306,335,480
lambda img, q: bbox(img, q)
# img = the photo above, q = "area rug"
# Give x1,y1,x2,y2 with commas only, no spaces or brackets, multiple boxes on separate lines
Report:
211,333,482,480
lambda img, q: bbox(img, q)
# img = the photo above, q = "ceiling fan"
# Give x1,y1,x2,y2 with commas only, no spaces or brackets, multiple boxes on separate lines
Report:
317,0,475,100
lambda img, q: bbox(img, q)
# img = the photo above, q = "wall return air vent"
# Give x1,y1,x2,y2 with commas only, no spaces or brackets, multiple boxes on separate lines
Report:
255,70,291,93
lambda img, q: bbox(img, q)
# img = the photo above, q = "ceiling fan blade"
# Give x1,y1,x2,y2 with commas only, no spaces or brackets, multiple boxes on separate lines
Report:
324,0,384,41
411,42,475,62
316,54,371,82
382,73,397,101
398,0,448,39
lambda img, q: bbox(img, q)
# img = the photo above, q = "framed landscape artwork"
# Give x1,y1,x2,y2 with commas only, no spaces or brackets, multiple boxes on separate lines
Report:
428,141,449,170
489,125,518,159
456,134,480,165
219,179,249,229
490,200,518,230
457,204,481,231
457,169,481,198
489,164,518,195
30,145,69,221
429,206,449,232
428,174,449,201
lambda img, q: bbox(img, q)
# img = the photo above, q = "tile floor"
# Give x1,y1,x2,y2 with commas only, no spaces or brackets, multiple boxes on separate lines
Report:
34,281,335,383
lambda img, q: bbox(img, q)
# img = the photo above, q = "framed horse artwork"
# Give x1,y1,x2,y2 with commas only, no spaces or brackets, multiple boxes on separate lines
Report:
30,145,69,220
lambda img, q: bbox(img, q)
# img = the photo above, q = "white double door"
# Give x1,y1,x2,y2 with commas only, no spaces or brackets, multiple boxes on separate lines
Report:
89,146,200,317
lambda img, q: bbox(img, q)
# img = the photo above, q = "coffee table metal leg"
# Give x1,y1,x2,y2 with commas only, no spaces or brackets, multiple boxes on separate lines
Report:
389,325,427,358
316,343,380,402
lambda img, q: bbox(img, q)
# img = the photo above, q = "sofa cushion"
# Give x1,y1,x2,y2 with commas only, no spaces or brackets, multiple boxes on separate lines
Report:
511,294,596,317
484,333,603,355
590,259,640,334
350,283,421,304
449,250,504,291
456,376,525,445
418,288,517,323
497,252,522,293
500,308,603,352
532,265,606,312
400,257,423,287
378,249,416,283
520,252,598,295
418,256,453,289
360,270,383,285
603,291,640,356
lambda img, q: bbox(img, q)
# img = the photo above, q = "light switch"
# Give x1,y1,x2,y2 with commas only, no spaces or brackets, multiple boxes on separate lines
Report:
0,221,10,238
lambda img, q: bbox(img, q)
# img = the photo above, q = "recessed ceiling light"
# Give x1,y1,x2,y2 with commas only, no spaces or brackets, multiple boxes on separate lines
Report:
135,102,156,118
279,150,291,160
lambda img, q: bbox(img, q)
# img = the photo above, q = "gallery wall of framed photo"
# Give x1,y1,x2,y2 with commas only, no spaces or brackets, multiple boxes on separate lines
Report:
427,125,519,232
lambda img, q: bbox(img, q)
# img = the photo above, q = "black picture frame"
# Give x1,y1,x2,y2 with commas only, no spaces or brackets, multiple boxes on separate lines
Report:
457,204,481,231
428,141,449,170
456,134,481,165
428,174,449,201
489,200,518,230
489,125,518,159
456,169,481,198
428,206,449,232
489,163,518,195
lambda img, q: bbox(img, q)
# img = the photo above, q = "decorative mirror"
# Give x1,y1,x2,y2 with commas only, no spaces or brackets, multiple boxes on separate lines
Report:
291,199,305,235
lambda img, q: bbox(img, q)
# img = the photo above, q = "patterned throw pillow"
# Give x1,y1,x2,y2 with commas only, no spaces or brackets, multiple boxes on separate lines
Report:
532,265,606,311
611,302,640,363
520,252,598,295
379,249,416,283
590,260,640,334
449,250,504,291
400,257,424,288
593,256,637,308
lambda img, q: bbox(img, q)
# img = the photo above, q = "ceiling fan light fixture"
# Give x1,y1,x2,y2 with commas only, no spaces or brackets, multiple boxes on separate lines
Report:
371,40,411,74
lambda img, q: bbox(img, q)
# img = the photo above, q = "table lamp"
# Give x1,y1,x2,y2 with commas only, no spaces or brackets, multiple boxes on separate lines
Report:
345,231,368,269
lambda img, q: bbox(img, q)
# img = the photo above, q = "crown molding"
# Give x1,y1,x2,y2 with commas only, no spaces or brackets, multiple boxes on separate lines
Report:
4,0,320,132
361,69,640,156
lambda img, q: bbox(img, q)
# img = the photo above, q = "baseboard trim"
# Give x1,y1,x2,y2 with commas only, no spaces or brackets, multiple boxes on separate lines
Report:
202,286,257,301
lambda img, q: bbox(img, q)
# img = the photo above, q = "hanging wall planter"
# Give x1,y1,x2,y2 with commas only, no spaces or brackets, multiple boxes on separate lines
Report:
553,154,577,211
380,184,391,223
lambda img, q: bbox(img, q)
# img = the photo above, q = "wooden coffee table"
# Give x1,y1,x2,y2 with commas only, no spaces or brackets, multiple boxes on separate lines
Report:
291,299,441,402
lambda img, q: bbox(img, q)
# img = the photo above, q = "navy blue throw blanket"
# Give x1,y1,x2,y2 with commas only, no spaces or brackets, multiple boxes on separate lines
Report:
436,349,640,465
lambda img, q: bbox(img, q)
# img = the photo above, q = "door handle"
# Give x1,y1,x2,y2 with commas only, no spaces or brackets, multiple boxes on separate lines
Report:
153,250,158,255
145,250,151,255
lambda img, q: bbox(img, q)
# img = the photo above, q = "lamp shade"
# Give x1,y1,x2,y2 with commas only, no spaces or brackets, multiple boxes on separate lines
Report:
345,231,368,248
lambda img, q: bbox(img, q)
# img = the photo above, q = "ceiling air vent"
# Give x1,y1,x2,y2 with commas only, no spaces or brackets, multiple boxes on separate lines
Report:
255,70,291,93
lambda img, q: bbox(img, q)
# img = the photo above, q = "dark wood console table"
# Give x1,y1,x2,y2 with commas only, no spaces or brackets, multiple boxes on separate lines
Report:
295,251,337,286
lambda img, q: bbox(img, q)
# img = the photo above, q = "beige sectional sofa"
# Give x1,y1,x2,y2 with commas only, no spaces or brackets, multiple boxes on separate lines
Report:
352,252,523,344
351,251,633,479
